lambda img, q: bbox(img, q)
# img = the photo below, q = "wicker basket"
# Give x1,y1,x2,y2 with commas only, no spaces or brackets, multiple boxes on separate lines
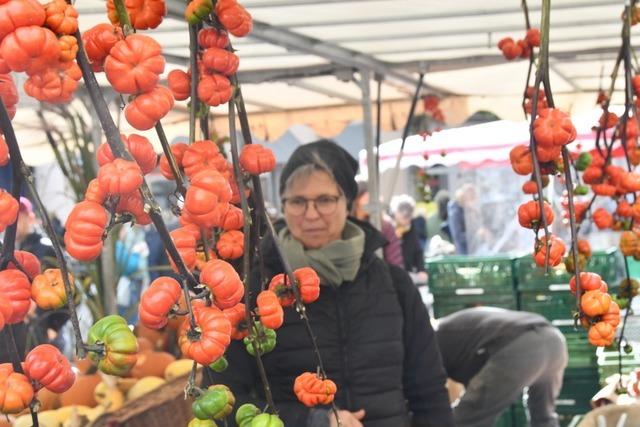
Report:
91,372,200,427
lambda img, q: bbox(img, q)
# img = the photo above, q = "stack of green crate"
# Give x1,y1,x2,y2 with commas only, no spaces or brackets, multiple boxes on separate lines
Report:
556,366,600,416
426,255,518,318
597,349,640,384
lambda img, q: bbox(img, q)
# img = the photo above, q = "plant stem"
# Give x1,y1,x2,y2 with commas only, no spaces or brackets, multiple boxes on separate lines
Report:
189,24,199,144
155,121,187,196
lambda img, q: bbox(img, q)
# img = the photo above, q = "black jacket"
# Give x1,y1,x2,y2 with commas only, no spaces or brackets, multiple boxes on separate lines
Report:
400,226,426,273
205,220,453,427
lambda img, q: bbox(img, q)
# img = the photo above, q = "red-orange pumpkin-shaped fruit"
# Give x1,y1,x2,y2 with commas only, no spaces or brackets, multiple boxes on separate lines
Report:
570,272,608,295
0,25,60,75
139,276,182,330
257,290,284,330
602,300,620,329
178,305,231,365
0,269,31,324
509,145,533,175
198,28,229,49
581,290,612,317
8,250,41,279
582,166,603,185
295,267,321,304
200,259,244,309
0,0,45,41
533,235,565,268
181,139,227,178
620,230,639,257
294,372,337,407
159,142,188,180
57,34,77,62
588,321,615,347
23,62,81,103
592,208,614,230
24,344,75,393
219,204,244,230
240,144,276,175
96,133,157,175
517,200,554,229
44,0,78,35
202,47,239,76
168,227,197,272
184,168,232,216
0,363,34,414
104,34,165,95
124,85,174,130
167,69,190,101
216,230,244,259
0,134,7,166
533,108,576,147
197,74,233,107
64,201,109,262
0,294,13,331
84,178,107,205
617,200,633,217
116,191,151,225
0,74,17,119
577,239,592,259
0,189,18,232
107,0,166,30
82,23,124,71
98,158,143,195
215,0,253,37
268,274,295,307
31,268,73,310
222,303,248,340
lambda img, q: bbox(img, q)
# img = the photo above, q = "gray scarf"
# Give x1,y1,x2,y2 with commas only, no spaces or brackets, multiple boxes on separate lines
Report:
278,221,365,287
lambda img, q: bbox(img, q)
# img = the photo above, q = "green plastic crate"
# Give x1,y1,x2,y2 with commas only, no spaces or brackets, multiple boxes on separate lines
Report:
597,349,640,384
556,367,600,414
515,248,621,292
426,255,517,295
564,333,598,369
432,292,518,318
519,291,578,322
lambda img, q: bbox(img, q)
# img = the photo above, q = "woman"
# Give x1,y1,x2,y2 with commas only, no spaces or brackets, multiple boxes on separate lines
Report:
390,194,428,283
206,140,453,427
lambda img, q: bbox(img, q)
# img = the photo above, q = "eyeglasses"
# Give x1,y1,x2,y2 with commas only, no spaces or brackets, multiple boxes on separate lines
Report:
282,195,342,216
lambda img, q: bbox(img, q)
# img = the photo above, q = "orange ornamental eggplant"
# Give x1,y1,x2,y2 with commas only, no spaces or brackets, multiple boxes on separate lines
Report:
104,34,165,95
535,144,561,163
82,23,124,71
179,305,232,365
184,168,232,216
581,290,612,317
525,28,540,47
0,270,30,324
592,208,614,230
569,272,608,295
598,112,619,130
57,35,77,62
239,144,276,175
31,268,73,310
0,363,34,414
295,267,321,304
198,28,229,49
602,301,621,329
588,321,615,347
0,73,17,119
139,276,182,330
0,0,46,41
98,158,144,195
8,250,41,278
617,200,633,217
257,290,283,330
124,85,174,130
159,142,188,179
201,47,239,76
84,178,107,205
591,183,617,197
181,139,228,178
218,204,244,230
23,344,75,393
215,0,252,37
293,372,337,407
0,25,60,75
167,69,190,101
64,200,109,262
517,200,554,229
96,133,157,175
268,274,295,307
197,74,233,107
44,0,78,35
0,134,7,166
116,191,151,225
0,189,18,232
622,172,640,193
200,259,244,309
23,62,81,104
107,0,166,30
168,227,197,271
216,230,244,259
222,303,248,340
533,108,576,147
0,294,12,331
509,145,533,175
620,230,639,257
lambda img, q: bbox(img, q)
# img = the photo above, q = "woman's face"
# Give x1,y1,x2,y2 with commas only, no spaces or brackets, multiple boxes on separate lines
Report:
283,170,348,249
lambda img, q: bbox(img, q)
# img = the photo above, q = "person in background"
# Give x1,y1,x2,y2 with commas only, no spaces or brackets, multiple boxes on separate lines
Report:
447,184,476,255
436,307,567,427
351,181,404,268
390,194,428,283
206,140,454,427
427,190,451,243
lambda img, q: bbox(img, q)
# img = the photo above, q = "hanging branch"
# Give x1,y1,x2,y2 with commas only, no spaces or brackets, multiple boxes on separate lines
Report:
155,121,187,197
521,0,535,118
228,99,278,413
189,23,199,143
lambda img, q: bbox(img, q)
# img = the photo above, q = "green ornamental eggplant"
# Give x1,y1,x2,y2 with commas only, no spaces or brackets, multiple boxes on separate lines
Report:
192,384,235,420
87,315,138,376
235,403,261,427
250,414,284,427
243,322,276,356
209,356,228,373
184,0,213,25
575,152,592,171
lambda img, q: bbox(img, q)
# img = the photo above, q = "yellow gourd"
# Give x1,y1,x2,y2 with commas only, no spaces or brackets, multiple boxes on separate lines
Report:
60,406,105,427
14,410,61,427
94,380,126,411
164,358,196,381
126,376,165,401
